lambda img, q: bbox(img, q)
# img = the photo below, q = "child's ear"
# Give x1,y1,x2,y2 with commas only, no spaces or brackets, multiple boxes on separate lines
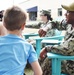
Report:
21,23,25,30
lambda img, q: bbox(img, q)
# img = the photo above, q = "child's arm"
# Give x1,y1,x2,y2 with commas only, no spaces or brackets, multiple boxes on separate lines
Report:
28,45,42,75
31,61,43,75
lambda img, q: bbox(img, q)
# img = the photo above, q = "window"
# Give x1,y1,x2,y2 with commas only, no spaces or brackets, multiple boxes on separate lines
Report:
58,8,62,16
29,12,37,21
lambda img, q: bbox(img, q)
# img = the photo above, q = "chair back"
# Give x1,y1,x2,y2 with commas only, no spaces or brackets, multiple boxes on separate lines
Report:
55,29,62,36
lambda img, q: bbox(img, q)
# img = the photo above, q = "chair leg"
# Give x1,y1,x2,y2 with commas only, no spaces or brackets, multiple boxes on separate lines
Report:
52,58,57,75
52,58,61,75
36,40,42,57
56,59,61,75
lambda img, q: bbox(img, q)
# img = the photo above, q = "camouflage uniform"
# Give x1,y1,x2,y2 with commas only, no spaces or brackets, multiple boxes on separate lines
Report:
40,21,55,37
27,21,56,49
39,23,74,75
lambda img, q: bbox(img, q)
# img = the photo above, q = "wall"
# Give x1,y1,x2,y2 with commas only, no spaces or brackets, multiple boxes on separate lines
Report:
16,0,74,20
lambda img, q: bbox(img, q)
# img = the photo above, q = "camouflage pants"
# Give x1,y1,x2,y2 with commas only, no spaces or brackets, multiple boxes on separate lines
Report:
39,48,74,75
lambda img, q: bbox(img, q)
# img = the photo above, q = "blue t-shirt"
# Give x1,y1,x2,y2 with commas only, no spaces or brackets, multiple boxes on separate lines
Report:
0,34,38,75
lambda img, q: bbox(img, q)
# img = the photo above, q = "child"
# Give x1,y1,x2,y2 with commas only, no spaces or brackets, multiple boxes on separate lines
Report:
0,22,7,36
0,6,42,75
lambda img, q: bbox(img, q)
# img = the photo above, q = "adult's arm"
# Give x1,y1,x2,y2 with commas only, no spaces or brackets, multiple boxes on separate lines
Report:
48,38,74,56
40,37,74,58
38,22,52,37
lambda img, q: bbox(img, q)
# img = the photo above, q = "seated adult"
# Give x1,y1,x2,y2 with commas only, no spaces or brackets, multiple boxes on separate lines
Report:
38,10,55,37
39,2,74,75
27,10,56,49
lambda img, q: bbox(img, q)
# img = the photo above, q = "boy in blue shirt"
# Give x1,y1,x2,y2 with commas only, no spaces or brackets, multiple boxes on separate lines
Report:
0,6,42,75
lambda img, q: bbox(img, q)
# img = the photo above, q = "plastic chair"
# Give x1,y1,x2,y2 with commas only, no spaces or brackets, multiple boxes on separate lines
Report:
23,33,39,39
23,29,62,39
47,53,74,75
23,29,64,57
35,35,64,57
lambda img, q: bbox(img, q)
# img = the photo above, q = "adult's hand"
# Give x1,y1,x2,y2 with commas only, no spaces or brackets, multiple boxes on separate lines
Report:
38,29,46,37
40,48,47,59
